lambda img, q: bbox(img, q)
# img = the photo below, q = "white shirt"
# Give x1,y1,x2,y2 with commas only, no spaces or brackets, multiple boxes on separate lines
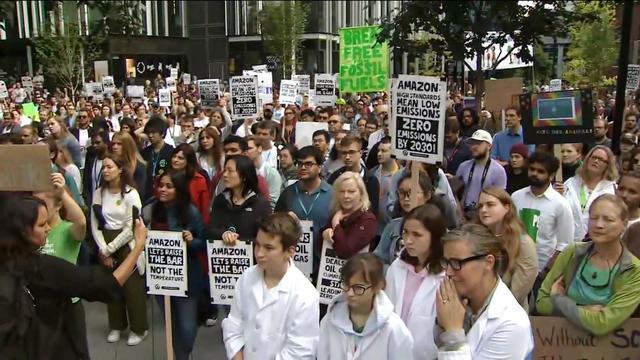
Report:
367,129,385,151
511,185,575,270
77,128,90,170
194,116,209,129
261,145,278,169
563,176,616,242
19,114,32,127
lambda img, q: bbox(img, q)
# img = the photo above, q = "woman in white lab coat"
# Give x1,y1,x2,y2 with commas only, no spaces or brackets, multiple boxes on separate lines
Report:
318,253,414,360
385,204,446,360
436,224,533,359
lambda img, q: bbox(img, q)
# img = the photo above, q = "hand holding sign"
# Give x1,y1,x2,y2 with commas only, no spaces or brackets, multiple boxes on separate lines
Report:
134,219,148,248
222,231,239,246
322,228,334,244
182,230,193,244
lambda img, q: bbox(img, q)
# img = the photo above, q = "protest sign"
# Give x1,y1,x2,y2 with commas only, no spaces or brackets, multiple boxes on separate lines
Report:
295,122,328,148
252,64,269,73
626,64,640,94
294,220,314,280
33,75,44,88
314,74,336,107
390,75,446,164
257,71,273,105
166,77,177,92
21,76,33,93
531,316,640,360
279,80,298,105
84,82,104,99
0,81,8,99
0,145,52,192
22,102,38,121
292,74,310,95
520,89,594,144
550,78,562,92
316,243,347,305
198,79,220,107
145,231,188,297
170,67,178,80
102,76,116,94
463,97,476,110
183,73,191,85
484,78,523,112
230,75,259,118
207,240,253,305
339,26,389,93
126,85,145,99
159,88,172,107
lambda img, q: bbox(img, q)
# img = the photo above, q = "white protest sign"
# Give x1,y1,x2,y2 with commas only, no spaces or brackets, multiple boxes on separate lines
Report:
183,73,191,85
84,82,104,99
308,89,316,108
166,77,177,92
102,76,116,94
33,75,44,88
145,231,188,297
159,88,172,107
391,75,446,164
549,79,562,92
316,242,346,305
207,240,253,305
279,80,298,105
252,64,269,73
21,76,33,93
0,81,8,99
292,75,310,95
170,67,178,80
198,79,220,107
626,64,640,94
314,74,336,107
230,75,259,118
127,85,145,98
257,71,273,105
294,220,314,280
295,122,328,148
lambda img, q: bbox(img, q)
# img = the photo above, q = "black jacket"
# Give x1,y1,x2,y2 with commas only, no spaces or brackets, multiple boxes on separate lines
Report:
327,166,380,216
207,191,272,241
140,143,174,202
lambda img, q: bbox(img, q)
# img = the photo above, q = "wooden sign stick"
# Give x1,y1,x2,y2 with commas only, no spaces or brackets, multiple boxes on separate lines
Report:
164,295,174,360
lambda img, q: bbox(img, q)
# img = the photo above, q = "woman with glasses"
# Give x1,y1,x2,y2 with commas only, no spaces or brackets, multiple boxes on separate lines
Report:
318,253,414,360
385,204,445,359
46,115,82,168
563,145,618,242
281,105,298,144
536,194,640,335
436,224,533,359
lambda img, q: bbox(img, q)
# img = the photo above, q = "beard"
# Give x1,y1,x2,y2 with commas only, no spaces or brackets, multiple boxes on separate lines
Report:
473,150,488,160
528,176,547,188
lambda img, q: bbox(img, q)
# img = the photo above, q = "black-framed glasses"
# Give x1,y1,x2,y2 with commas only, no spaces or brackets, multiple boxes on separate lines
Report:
440,254,487,271
296,161,317,168
578,252,615,289
397,189,425,199
341,283,373,295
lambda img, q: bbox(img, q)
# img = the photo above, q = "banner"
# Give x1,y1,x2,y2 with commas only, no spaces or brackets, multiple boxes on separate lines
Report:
166,77,177,92
390,75,446,164
626,64,640,94
21,76,33,93
159,88,172,107
316,242,346,305
102,76,116,94
279,80,298,106
520,89,594,144
314,74,336,107
126,85,145,99
198,79,220,107
550,79,562,92
0,145,52,192
294,220,314,280
183,73,191,85
230,75,259,118
145,231,188,297
207,240,253,305
339,26,389,93
84,82,104,99
0,81,7,99
292,75,310,95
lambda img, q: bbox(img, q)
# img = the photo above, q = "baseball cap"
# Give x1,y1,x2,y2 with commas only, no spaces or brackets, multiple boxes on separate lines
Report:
467,129,493,145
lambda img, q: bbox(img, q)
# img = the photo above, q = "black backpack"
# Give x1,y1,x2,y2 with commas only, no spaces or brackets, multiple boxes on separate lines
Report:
0,268,37,359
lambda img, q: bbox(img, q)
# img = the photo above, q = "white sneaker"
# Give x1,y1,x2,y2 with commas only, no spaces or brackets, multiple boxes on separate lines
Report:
126,331,148,346
205,316,217,327
107,330,121,343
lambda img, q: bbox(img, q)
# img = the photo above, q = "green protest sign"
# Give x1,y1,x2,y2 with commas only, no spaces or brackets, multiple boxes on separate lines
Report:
339,26,389,93
22,102,40,122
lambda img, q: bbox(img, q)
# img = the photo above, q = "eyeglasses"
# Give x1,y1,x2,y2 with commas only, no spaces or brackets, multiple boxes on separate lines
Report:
296,161,317,168
578,252,615,289
590,156,609,164
341,283,373,296
440,254,487,271
397,189,425,199
341,150,360,156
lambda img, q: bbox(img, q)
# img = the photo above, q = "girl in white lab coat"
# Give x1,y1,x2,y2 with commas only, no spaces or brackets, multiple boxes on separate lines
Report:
385,204,446,360
222,213,319,360
318,253,414,360
436,224,533,359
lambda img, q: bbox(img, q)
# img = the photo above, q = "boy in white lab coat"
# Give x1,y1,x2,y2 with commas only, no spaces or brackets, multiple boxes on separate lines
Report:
222,213,320,360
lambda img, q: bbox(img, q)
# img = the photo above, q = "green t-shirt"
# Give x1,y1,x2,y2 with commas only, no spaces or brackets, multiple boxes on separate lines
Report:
41,220,81,265
567,255,619,306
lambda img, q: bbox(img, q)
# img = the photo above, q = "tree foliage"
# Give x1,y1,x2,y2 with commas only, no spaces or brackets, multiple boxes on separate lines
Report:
259,1,309,79
83,0,145,36
533,42,554,85
564,2,618,87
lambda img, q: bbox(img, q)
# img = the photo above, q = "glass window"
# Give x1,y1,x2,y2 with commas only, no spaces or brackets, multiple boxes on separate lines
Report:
168,0,183,37
246,0,258,35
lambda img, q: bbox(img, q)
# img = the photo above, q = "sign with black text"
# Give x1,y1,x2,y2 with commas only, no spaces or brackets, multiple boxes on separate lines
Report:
84,82,104,99
102,76,116,94
279,80,298,105
145,231,188,297
626,64,640,94
390,75,446,164
127,85,145,99
316,243,346,305
183,73,191,85
21,76,33,93
230,75,259,118
159,89,172,107
292,75,310,95
314,74,336,107
33,75,44,89
198,79,220,107
294,220,313,280
166,77,177,92
207,240,254,305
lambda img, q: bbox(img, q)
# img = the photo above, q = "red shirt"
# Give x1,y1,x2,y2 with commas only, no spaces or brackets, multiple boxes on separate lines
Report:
189,172,211,225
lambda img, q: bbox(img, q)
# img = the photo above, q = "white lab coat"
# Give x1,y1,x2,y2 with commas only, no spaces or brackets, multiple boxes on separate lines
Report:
318,290,414,360
385,259,444,360
564,176,616,242
437,279,533,360
222,261,319,360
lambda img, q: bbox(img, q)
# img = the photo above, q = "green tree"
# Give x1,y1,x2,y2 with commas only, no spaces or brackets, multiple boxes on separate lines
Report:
259,1,309,79
564,2,618,88
378,1,577,110
533,42,553,85
83,0,145,36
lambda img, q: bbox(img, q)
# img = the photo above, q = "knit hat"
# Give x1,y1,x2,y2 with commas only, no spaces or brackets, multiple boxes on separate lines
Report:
509,143,529,158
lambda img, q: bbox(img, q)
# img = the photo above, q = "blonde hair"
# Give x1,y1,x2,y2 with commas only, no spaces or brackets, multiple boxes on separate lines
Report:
112,131,146,175
330,171,370,214
576,145,618,182
48,116,70,138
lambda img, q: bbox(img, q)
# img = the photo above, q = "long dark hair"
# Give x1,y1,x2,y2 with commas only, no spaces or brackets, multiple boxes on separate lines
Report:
399,204,445,274
392,171,434,219
197,127,223,173
225,155,259,197
99,153,135,198
152,171,192,228
171,143,200,181
0,195,47,268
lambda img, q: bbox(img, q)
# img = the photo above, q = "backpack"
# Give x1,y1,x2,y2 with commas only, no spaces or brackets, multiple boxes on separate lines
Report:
0,268,37,359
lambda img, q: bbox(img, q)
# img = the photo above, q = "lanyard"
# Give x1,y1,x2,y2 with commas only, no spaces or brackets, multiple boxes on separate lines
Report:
152,151,161,176
579,186,589,211
446,142,461,163
294,185,321,219
463,160,491,204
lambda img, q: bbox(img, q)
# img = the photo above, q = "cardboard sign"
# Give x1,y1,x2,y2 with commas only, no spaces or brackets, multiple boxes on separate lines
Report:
21,76,33,93
33,75,44,88
84,82,103,99
626,64,640,94
531,316,640,359
126,85,145,99
314,74,336,107
158,88,172,107
183,73,191,85
484,78,523,112
102,76,115,94
294,220,314,280
279,80,298,105
198,79,220,107
390,75,446,164
0,145,52,192
292,75,310,95
166,77,177,92
207,240,253,305
145,231,188,297
339,26,389,93
520,89,595,144
550,79,562,92
294,122,329,148
230,75,259,118
0,81,8,99
316,243,346,305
